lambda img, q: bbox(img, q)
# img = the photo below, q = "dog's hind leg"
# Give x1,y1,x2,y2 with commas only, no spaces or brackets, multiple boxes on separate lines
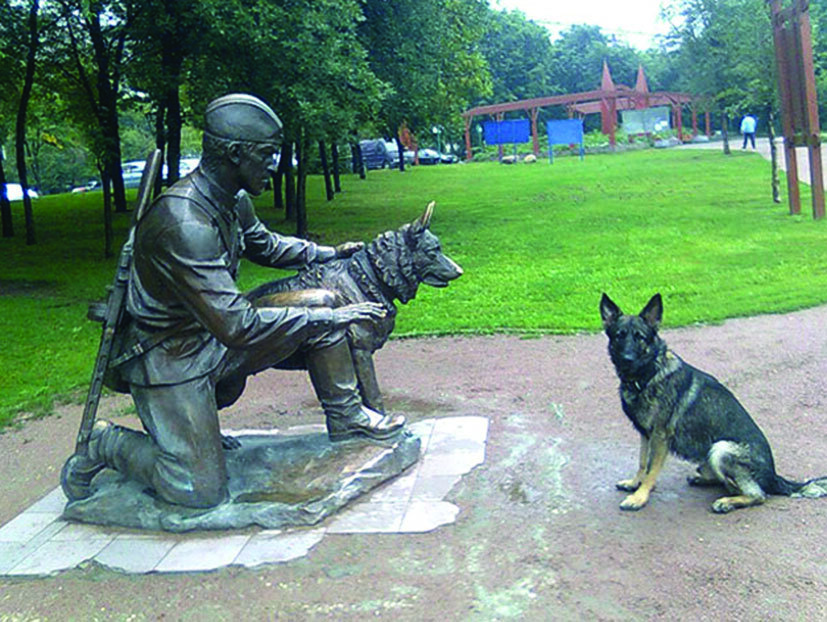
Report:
620,432,669,511
687,462,719,487
706,440,767,513
617,435,649,492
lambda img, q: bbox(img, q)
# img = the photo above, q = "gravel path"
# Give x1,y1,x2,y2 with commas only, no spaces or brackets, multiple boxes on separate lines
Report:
3,301,827,619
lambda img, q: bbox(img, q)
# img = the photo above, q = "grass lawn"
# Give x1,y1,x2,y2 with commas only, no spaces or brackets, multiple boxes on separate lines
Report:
1,147,825,427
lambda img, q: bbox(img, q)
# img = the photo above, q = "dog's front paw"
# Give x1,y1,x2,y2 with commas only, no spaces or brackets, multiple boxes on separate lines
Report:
710,498,736,514
616,479,641,492
620,492,649,511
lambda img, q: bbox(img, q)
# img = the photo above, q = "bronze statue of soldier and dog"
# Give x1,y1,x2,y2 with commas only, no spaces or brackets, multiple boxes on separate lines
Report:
60,93,462,519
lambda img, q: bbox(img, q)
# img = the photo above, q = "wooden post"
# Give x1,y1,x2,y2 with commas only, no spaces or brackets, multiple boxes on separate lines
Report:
530,108,540,157
769,0,824,218
464,116,473,161
794,0,824,218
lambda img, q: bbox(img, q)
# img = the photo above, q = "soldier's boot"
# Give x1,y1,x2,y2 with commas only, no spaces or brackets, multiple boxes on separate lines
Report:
307,340,405,442
61,420,158,501
60,420,110,501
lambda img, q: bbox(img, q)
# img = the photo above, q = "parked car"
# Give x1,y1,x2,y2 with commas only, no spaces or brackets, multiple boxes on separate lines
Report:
381,140,404,167
160,157,200,182
416,148,441,165
2,183,39,201
71,180,100,194
359,139,395,169
440,153,460,164
121,161,146,188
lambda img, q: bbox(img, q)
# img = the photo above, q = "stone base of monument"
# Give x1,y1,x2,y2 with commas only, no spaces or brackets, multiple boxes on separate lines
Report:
62,427,421,533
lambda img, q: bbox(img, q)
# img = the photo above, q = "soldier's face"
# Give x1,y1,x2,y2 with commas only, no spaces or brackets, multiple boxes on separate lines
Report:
238,142,278,196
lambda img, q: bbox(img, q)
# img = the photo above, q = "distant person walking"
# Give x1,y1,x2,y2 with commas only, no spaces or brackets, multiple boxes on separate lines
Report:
741,114,757,149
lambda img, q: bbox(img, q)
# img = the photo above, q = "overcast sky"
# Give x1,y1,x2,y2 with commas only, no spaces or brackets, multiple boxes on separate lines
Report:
489,0,673,49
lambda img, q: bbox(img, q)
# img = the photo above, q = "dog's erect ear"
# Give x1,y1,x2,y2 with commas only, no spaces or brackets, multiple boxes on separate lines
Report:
599,293,621,329
411,201,435,235
639,293,663,329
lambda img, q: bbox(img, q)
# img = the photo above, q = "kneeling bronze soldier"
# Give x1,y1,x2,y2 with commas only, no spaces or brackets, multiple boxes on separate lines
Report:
62,94,405,509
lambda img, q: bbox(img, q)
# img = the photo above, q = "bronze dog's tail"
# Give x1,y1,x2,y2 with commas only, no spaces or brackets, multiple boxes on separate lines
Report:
770,475,827,498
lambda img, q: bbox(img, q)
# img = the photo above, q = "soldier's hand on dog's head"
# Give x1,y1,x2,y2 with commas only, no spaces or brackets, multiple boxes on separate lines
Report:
332,302,386,327
334,241,365,259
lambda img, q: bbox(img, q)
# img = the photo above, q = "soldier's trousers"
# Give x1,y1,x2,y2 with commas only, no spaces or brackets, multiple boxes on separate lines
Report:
115,326,346,508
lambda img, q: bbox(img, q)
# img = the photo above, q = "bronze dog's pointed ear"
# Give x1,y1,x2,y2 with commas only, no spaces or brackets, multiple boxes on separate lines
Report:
600,293,621,330
640,293,663,329
411,201,435,234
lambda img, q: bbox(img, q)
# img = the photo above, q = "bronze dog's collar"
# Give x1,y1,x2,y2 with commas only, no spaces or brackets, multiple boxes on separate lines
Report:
348,253,396,313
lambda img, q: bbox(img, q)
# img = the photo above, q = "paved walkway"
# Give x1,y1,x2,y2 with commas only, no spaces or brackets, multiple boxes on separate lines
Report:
681,135,823,187
0,416,488,576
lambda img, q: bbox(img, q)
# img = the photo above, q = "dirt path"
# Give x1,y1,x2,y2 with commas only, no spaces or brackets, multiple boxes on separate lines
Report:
3,304,827,620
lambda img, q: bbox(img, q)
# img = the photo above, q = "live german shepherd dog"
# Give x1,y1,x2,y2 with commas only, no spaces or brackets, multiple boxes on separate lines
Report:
249,202,462,413
600,292,827,513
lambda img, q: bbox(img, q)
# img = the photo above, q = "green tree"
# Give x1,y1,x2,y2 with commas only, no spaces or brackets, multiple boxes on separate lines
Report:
358,0,491,166
126,0,205,186
666,0,779,194
477,9,558,104
549,25,642,95
53,0,132,215
188,0,384,235
14,0,40,245
0,0,23,237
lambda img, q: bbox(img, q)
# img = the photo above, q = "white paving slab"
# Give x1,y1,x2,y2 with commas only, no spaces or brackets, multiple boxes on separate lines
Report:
325,501,407,534
154,534,251,573
0,511,64,543
400,501,460,533
6,539,113,576
95,537,178,574
0,416,488,576
234,528,326,568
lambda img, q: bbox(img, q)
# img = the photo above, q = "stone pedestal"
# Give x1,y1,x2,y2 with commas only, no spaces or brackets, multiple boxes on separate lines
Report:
62,428,421,533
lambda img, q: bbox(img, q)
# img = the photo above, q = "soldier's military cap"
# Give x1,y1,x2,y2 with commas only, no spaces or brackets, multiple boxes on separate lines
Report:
204,93,282,143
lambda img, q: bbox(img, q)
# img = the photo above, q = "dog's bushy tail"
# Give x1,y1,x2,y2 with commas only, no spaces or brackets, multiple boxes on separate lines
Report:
770,475,827,498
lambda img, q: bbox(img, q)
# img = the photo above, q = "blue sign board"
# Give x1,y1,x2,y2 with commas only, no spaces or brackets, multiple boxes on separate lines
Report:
483,119,531,145
546,119,585,162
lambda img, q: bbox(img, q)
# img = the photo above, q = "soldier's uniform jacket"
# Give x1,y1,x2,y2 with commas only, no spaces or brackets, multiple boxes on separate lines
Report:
115,167,336,387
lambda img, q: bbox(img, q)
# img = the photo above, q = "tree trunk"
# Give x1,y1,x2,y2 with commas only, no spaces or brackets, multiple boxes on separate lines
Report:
767,107,781,204
352,141,366,179
271,169,282,211
165,88,182,185
721,112,731,155
101,164,113,258
0,146,12,237
331,142,341,193
16,0,39,246
283,142,296,221
88,9,127,212
319,140,334,201
102,85,126,214
161,34,183,185
395,138,406,172
154,100,167,196
296,132,308,238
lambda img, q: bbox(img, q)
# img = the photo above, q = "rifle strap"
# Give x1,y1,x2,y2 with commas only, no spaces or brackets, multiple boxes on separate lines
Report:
108,321,190,369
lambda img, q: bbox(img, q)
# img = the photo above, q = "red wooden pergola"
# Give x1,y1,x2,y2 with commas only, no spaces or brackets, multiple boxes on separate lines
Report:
461,63,707,161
